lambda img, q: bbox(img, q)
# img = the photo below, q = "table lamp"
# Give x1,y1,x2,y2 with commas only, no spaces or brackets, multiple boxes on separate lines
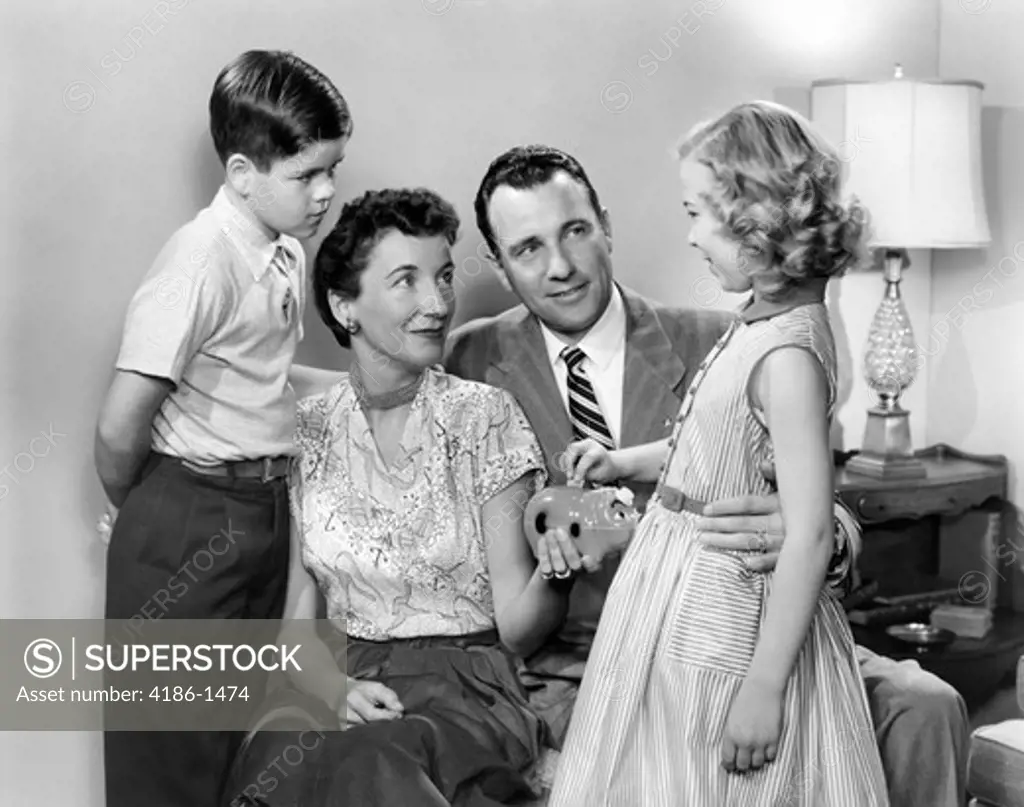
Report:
811,67,991,479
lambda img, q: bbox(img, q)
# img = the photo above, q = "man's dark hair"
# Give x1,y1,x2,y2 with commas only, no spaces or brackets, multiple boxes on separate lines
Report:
209,50,352,171
473,144,604,258
314,188,461,349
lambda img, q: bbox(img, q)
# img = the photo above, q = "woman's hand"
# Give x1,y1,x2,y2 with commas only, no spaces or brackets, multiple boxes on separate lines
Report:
535,526,602,581
561,439,624,486
343,679,404,725
721,679,783,774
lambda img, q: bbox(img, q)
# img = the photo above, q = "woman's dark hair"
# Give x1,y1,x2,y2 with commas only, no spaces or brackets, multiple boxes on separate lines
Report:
474,144,604,259
314,188,461,348
209,50,352,171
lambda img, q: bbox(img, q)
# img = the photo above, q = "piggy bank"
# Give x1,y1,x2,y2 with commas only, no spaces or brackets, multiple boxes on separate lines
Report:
522,485,639,562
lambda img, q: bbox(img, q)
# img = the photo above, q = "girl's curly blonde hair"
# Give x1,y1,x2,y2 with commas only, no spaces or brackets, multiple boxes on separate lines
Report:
677,100,871,300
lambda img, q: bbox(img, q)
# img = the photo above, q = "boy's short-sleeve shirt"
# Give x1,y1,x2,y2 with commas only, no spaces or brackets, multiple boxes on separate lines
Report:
115,186,306,466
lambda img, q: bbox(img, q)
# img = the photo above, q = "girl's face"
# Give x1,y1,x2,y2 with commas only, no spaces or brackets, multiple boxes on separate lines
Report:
679,158,764,294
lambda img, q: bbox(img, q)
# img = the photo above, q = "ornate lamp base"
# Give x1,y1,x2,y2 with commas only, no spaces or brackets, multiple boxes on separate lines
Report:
847,248,928,481
846,404,927,479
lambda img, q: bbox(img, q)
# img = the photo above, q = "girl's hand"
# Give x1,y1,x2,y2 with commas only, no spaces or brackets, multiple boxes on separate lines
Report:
561,439,623,486
343,679,404,725
721,679,783,773
535,527,602,581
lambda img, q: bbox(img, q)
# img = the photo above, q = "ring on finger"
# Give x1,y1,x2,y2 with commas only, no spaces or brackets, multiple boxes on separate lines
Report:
753,528,769,554
554,568,573,579
540,570,553,580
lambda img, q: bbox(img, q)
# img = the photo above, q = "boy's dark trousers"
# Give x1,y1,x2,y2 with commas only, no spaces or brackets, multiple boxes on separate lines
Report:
103,453,291,807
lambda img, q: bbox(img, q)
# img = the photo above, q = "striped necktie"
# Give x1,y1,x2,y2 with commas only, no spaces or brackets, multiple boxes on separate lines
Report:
563,346,615,450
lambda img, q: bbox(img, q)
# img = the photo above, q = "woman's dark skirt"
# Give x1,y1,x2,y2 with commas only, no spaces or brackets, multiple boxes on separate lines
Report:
221,630,547,806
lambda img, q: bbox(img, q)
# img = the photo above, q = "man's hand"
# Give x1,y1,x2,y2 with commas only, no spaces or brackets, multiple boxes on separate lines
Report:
697,493,784,573
698,459,854,580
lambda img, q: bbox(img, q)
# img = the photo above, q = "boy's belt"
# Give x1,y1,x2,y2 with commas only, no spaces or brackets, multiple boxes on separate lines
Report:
654,484,706,515
178,456,291,483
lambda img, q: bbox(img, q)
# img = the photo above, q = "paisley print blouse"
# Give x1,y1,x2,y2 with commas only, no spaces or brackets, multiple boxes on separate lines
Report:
291,368,547,640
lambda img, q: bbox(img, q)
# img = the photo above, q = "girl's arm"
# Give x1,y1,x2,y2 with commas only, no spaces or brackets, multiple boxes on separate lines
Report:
567,437,672,486
484,475,570,658
616,437,672,483
743,347,835,693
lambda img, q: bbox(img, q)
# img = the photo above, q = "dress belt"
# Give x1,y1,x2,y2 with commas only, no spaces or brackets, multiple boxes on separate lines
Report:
175,455,291,483
654,484,707,515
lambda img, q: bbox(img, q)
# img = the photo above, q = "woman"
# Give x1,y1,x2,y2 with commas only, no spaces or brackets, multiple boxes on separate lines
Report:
222,187,584,806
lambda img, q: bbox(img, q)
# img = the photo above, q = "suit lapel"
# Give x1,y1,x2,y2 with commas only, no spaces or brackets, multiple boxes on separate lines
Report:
620,289,688,447
490,311,573,479
488,289,688,470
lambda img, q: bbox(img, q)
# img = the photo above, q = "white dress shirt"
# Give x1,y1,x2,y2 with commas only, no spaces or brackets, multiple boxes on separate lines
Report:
540,285,628,447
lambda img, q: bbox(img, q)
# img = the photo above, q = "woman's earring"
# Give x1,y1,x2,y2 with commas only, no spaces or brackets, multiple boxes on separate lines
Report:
344,320,361,335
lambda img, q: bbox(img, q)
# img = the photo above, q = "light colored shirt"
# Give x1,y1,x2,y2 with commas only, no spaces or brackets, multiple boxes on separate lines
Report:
292,369,547,640
540,284,627,447
115,186,306,465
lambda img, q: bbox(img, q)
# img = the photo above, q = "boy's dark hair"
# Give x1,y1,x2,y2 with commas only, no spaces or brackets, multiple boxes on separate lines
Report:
314,188,461,349
474,144,605,259
209,50,352,171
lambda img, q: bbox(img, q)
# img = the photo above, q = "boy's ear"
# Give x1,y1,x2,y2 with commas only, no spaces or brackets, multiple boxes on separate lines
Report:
225,153,256,198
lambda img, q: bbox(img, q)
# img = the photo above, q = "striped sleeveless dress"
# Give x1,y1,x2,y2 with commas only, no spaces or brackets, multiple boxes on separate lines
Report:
549,302,889,807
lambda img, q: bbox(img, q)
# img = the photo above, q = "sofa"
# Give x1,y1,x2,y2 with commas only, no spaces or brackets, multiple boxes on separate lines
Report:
968,655,1024,807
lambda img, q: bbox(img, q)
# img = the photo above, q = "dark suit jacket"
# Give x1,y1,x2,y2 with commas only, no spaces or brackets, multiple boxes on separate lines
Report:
444,285,732,677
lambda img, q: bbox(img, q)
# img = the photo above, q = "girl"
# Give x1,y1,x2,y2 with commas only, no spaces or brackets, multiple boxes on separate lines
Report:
548,101,889,806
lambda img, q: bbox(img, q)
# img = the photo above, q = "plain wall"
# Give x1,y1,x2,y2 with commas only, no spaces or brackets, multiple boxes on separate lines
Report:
929,0,1024,621
1,0,939,803
931,0,1024,510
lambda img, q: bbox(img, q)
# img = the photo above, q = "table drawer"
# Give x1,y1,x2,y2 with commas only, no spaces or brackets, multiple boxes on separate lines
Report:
850,481,1000,524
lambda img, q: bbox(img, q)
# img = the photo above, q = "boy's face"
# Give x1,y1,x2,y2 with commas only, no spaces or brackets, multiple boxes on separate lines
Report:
679,158,761,294
246,137,348,240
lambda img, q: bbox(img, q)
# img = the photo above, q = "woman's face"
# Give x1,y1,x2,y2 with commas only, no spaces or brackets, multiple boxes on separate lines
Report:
341,229,457,377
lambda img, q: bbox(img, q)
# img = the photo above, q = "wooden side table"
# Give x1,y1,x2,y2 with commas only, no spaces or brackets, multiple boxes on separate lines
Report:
837,443,1022,704
837,443,1010,606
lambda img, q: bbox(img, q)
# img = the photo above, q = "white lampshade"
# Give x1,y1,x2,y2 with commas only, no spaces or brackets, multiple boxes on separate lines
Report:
811,76,991,250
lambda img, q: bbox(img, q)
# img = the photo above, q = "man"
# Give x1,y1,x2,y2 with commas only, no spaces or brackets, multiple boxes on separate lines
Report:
444,144,968,806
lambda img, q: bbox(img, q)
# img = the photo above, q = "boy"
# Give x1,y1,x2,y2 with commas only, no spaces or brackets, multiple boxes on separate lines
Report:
94,49,350,807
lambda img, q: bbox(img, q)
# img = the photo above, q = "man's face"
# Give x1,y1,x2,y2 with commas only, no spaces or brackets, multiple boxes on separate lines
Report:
486,171,614,340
